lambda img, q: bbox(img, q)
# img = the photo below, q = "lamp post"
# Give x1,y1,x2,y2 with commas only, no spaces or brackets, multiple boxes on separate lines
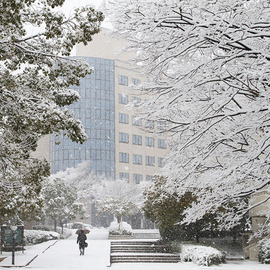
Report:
10,226,17,265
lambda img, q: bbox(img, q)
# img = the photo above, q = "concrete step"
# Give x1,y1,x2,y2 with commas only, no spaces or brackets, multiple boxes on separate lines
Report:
111,241,159,246
111,245,171,253
110,240,180,264
111,253,181,263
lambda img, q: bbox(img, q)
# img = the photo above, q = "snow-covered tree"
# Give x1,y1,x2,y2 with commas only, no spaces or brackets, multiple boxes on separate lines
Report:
0,159,49,225
107,0,270,230
0,0,103,223
95,180,143,226
51,161,105,199
42,178,87,231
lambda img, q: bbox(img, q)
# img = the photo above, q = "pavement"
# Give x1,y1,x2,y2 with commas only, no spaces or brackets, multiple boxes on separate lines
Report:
0,228,110,268
0,239,60,267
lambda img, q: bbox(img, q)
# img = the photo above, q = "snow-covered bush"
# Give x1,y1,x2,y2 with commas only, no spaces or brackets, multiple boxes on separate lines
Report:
258,237,270,264
180,244,225,266
109,221,132,236
33,225,72,239
24,230,60,245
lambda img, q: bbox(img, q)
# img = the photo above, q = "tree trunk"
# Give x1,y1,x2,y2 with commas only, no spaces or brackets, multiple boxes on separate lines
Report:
116,215,122,230
54,220,57,232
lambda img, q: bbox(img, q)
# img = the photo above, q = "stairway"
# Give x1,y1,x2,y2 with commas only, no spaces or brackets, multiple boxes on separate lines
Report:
110,240,181,263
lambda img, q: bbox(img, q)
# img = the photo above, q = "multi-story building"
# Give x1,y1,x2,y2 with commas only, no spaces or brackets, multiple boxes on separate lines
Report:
49,27,169,184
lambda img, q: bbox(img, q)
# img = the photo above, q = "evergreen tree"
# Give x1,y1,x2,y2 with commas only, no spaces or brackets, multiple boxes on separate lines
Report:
0,0,104,223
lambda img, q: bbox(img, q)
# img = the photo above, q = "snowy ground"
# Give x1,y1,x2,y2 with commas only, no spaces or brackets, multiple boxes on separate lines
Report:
0,228,269,270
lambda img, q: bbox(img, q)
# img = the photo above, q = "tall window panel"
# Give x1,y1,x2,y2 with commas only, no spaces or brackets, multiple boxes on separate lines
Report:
118,93,128,104
158,157,165,167
158,139,167,149
132,135,142,145
133,154,142,165
119,113,129,124
118,75,128,85
145,119,155,129
119,132,129,143
119,172,130,182
119,152,129,163
145,137,155,147
132,116,142,126
146,156,155,166
133,174,143,184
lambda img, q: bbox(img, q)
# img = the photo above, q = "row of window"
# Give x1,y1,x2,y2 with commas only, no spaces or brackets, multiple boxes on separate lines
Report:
51,149,115,161
119,132,167,148
119,94,141,107
118,75,141,86
119,152,165,167
119,113,166,130
119,172,153,184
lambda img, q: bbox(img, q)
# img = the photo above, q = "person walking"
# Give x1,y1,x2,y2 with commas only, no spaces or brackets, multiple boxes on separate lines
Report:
76,229,87,255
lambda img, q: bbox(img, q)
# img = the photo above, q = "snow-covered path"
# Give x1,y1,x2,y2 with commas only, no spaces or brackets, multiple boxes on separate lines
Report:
1,228,270,270
27,229,110,270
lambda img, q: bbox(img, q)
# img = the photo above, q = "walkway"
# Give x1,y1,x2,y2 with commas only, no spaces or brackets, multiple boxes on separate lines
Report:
0,228,269,270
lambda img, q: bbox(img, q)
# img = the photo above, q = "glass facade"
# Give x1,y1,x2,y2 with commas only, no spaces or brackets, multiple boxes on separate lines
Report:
50,57,115,178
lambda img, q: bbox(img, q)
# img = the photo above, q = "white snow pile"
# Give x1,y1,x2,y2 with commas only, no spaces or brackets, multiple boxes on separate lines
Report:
109,221,132,236
258,237,270,264
180,244,225,266
24,230,60,245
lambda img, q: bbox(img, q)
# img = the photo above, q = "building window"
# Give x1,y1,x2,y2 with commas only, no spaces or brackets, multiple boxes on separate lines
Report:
133,154,142,165
145,137,155,147
118,93,128,104
132,135,142,145
157,120,166,130
119,113,129,124
158,157,165,167
158,139,167,149
132,96,141,107
119,172,129,182
119,132,129,143
132,116,142,126
145,120,155,129
146,156,155,166
118,75,128,86
131,78,141,85
146,175,153,181
133,174,143,184
119,152,129,163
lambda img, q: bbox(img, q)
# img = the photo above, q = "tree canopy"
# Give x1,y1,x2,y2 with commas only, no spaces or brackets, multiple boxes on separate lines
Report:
0,0,104,223
42,178,87,231
107,0,270,230
95,180,143,224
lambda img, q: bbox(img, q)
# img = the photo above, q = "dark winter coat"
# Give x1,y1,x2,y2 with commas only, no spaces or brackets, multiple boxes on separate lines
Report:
77,232,87,247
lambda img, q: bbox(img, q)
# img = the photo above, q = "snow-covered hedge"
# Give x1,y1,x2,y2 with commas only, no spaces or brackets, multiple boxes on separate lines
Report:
24,230,60,245
109,222,132,235
33,225,72,239
258,237,270,264
180,244,225,266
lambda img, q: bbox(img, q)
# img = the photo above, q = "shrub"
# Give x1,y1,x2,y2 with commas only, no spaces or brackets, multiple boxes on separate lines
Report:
258,237,270,264
180,244,225,266
24,230,59,245
32,225,72,239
